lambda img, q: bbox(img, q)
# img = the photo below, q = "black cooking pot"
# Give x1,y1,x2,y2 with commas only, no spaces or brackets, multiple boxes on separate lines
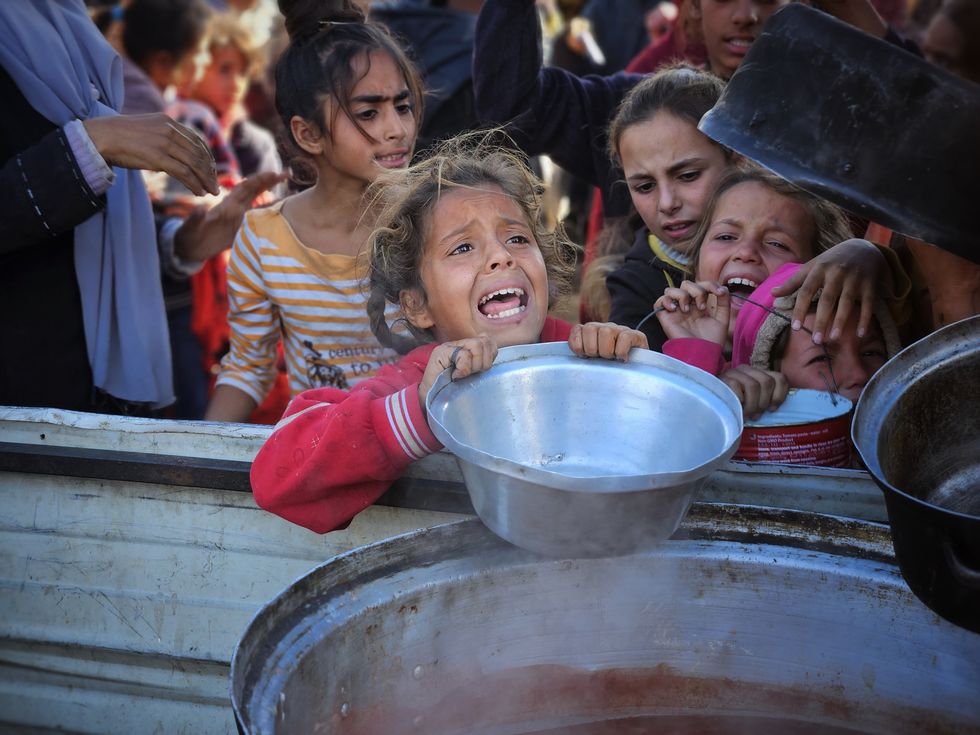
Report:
699,3,980,264
852,315,980,633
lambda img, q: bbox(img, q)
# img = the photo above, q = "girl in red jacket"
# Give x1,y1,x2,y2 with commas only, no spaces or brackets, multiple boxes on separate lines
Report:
249,137,648,533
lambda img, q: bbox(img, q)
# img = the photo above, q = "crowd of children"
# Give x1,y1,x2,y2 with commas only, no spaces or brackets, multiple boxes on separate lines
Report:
2,0,977,533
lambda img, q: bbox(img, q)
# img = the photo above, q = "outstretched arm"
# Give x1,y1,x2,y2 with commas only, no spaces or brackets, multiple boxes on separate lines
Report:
473,0,640,188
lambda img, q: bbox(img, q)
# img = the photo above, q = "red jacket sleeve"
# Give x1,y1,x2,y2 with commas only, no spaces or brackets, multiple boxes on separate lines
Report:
249,320,571,533
249,346,442,533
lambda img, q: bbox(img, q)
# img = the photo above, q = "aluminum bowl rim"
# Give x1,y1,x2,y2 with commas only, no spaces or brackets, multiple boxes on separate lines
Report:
426,343,744,493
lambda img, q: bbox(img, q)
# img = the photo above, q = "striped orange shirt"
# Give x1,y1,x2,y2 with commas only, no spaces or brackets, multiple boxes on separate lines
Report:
216,201,400,403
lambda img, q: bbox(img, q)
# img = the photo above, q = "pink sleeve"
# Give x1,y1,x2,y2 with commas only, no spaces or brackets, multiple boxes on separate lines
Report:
249,354,442,533
663,338,725,376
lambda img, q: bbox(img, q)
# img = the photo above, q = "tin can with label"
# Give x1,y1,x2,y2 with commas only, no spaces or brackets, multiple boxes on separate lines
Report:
735,389,853,467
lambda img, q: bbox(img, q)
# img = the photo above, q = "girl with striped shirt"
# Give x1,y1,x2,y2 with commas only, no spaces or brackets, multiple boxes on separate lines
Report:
204,0,424,421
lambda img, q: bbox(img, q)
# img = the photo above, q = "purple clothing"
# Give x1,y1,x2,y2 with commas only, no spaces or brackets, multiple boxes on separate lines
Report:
120,56,165,114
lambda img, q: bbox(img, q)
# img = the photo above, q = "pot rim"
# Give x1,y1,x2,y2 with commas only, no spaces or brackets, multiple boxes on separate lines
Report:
852,314,980,522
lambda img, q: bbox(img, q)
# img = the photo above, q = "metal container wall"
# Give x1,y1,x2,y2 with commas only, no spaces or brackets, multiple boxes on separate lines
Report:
232,516,980,735
0,406,897,733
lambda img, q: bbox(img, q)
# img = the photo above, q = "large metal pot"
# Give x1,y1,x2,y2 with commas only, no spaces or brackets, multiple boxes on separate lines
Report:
231,512,980,734
853,314,980,633
424,343,742,558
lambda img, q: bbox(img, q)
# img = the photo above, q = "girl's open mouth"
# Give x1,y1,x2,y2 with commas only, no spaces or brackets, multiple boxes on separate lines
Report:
376,151,409,169
478,287,528,320
725,37,754,56
724,276,758,297
661,221,694,241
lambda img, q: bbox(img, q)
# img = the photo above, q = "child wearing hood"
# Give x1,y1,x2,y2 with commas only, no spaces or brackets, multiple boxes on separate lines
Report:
663,261,902,407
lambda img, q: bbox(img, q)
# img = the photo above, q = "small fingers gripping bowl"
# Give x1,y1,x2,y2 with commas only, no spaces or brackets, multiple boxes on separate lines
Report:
425,343,744,558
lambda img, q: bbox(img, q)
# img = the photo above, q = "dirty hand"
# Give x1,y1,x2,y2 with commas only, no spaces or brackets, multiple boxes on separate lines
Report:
720,364,788,420
173,171,287,262
84,113,220,196
654,280,731,344
419,335,498,406
569,322,648,361
770,238,885,344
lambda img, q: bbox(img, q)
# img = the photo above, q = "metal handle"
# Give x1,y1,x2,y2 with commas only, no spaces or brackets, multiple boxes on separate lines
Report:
942,538,980,589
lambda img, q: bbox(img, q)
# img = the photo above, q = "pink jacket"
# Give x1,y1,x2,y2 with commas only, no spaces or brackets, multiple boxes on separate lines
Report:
662,262,803,376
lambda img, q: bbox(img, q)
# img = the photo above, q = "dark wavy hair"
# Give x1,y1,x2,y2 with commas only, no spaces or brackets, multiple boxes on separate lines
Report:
275,0,424,185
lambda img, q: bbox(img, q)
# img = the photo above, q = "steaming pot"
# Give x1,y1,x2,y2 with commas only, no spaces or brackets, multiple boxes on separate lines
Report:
231,512,980,734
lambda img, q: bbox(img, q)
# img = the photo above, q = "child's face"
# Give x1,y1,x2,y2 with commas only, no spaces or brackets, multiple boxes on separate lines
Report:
191,44,249,119
319,51,417,185
404,186,549,348
619,111,729,251
692,0,786,80
780,313,887,403
698,180,814,335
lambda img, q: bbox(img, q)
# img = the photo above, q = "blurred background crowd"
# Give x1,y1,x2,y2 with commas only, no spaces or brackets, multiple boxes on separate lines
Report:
2,0,976,426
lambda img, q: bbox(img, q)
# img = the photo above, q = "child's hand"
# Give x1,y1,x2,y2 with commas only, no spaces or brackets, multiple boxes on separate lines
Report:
719,364,788,421
770,238,885,344
654,280,731,345
419,335,498,405
569,322,648,361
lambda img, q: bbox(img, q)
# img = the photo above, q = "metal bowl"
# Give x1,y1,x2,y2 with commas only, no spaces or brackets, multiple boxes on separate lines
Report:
425,343,743,557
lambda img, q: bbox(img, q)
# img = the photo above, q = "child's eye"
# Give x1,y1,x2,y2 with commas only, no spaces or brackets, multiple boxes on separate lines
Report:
632,181,655,195
767,239,791,251
713,232,737,242
862,348,887,359
807,354,833,366
396,102,414,115
506,234,532,246
357,109,378,121
678,170,700,183
449,243,473,256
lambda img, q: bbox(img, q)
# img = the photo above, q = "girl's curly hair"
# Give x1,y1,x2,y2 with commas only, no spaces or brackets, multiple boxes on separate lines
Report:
366,131,580,354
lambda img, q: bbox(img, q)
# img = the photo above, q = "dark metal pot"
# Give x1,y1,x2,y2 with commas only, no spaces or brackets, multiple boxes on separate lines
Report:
698,3,980,263
231,511,980,734
852,315,980,633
